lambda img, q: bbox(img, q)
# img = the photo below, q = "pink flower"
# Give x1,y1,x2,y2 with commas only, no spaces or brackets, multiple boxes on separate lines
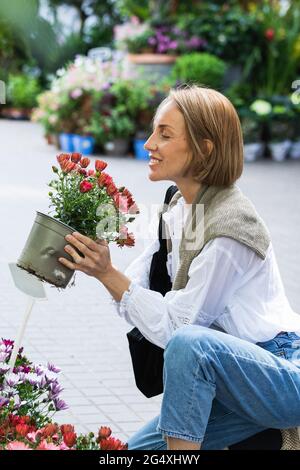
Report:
26,431,42,443
97,172,113,187
79,180,93,193
113,193,128,213
106,182,118,196
6,441,31,450
36,439,60,450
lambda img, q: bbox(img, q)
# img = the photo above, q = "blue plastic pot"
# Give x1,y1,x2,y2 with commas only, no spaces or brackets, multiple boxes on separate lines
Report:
133,139,149,160
59,133,75,152
72,135,95,155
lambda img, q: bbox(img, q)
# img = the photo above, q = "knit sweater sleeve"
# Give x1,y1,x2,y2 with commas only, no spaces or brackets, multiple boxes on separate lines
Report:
111,237,257,348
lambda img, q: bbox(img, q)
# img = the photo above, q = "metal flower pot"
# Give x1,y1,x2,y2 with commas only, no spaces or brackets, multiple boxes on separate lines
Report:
17,212,76,288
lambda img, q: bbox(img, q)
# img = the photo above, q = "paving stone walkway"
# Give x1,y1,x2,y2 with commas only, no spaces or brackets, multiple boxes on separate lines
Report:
0,119,299,443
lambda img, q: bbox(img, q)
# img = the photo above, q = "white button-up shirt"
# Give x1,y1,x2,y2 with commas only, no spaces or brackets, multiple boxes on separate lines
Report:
111,196,300,349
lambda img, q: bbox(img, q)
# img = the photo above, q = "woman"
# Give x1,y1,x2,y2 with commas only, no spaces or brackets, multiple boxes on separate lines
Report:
59,85,300,450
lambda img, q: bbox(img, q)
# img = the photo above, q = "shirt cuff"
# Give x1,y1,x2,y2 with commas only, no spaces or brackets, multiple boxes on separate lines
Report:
109,281,137,318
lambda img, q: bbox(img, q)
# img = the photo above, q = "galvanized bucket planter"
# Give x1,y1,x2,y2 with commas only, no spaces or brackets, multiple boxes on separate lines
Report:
17,212,76,288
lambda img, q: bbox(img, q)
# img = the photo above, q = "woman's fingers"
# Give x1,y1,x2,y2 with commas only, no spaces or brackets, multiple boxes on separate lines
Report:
72,231,99,251
64,233,90,257
58,256,78,271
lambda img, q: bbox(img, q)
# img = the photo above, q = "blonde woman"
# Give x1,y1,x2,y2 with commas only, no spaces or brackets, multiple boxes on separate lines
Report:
59,85,300,450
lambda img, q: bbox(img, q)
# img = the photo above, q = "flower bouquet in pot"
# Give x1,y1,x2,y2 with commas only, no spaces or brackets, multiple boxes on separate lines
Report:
17,153,139,288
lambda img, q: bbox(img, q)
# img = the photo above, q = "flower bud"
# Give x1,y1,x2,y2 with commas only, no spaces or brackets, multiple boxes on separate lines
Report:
80,157,90,168
95,160,108,172
71,152,82,163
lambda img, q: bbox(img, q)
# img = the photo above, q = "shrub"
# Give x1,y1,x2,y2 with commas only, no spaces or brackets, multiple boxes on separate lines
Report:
171,53,226,89
7,74,41,108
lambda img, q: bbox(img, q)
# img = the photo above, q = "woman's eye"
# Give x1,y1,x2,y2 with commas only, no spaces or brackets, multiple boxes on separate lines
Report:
161,134,170,139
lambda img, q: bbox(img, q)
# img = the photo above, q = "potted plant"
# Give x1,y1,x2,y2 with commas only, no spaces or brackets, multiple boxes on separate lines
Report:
290,99,300,159
2,74,41,120
268,99,295,162
241,114,264,162
248,98,273,159
17,153,139,288
102,107,135,156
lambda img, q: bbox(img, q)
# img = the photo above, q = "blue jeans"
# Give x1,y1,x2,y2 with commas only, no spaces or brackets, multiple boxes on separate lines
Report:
128,327,300,450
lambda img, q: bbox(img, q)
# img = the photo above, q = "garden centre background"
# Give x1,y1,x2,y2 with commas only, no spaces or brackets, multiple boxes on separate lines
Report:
0,0,300,443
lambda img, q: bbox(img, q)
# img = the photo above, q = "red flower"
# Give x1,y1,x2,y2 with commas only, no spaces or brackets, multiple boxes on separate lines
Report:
116,228,135,248
88,169,95,176
63,431,77,448
78,168,87,176
41,423,58,438
16,424,31,437
97,172,113,187
106,182,118,196
95,160,108,172
57,153,70,165
79,180,93,193
60,424,75,435
71,152,82,163
265,28,275,41
80,157,90,168
98,426,112,440
100,437,128,450
64,161,77,173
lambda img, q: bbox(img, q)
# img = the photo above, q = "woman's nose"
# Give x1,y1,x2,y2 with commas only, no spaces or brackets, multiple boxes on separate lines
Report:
144,134,157,151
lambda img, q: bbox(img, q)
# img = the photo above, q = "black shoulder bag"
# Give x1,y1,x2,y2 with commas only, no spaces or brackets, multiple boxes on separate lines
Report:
126,185,178,398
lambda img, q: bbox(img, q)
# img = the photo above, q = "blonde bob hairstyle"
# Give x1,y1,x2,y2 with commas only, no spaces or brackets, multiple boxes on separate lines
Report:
153,84,244,187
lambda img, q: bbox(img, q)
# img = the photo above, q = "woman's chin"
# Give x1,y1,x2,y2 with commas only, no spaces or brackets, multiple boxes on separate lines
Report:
148,171,162,182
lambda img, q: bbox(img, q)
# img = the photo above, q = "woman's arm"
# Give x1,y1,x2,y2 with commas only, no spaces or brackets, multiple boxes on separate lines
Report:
106,237,257,348
58,232,160,300
59,233,256,349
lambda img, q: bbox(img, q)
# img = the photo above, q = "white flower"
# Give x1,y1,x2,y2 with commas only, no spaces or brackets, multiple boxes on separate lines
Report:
5,373,20,387
250,100,272,116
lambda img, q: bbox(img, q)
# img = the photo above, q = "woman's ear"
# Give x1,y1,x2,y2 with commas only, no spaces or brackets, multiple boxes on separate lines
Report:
203,139,214,156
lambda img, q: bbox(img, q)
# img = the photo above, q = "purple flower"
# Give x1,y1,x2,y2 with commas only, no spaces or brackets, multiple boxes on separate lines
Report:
5,373,19,387
0,363,10,375
168,40,178,50
20,365,31,374
148,37,157,46
26,373,40,386
158,44,168,53
53,397,68,411
0,396,9,407
1,339,14,348
185,37,207,50
49,382,63,398
33,365,44,376
47,362,61,374
0,352,9,362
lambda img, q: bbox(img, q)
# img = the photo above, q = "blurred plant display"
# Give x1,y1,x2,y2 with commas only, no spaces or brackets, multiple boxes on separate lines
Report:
0,0,299,161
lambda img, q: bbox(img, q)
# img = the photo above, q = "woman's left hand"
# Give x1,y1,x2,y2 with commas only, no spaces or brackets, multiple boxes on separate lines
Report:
59,232,112,279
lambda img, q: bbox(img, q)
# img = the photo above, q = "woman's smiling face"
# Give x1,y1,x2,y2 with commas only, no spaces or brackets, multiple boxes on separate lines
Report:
144,100,192,184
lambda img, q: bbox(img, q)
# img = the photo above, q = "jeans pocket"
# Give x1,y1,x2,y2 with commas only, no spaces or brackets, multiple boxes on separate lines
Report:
273,349,288,359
